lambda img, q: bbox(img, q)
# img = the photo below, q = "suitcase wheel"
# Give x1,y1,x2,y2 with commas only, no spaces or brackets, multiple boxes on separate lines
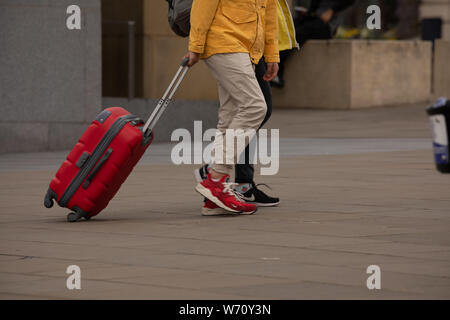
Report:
67,207,91,222
44,197,54,208
67,212,82,223
44,188,57,208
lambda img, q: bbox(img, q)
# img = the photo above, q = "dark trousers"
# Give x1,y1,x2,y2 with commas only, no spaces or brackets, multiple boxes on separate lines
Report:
234,58,272,184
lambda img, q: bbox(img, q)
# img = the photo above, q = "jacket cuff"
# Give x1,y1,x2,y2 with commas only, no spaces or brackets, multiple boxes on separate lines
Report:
264,43,280,63
188,42,204,54
264,53,280,63
189,28,207,54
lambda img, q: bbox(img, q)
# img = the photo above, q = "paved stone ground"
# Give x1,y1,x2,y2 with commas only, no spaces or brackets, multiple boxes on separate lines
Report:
1,103,449,299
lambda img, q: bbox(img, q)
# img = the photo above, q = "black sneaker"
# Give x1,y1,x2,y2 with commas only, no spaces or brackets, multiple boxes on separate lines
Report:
237,183,280,207
194,164,210,183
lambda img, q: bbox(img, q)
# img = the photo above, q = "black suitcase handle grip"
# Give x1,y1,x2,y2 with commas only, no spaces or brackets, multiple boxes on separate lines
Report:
181,57,189,67
83,148,113,189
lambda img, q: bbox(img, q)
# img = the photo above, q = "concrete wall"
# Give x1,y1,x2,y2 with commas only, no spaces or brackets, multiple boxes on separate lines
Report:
433,40,450,100
102,98,219,143
350,41,432,108
0,0,102,154
272,40,432,109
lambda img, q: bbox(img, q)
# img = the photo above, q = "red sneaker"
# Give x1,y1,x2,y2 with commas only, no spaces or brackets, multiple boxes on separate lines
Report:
195,174,257,214
201,199,231,216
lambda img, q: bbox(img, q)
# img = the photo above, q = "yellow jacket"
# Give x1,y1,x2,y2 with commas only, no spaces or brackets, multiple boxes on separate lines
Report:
189,0,280,64
276,0,298,51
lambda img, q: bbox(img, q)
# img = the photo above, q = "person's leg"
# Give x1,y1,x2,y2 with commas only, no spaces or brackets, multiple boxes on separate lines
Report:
205,53,267,177
195,53,266,214
193,81,236,183
212,81,239,175
234,58,280,206
200,81,239,216
235,57,272,185
255,58,273,128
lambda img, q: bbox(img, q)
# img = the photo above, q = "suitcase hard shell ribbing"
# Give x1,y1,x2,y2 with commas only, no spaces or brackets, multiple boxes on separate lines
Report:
44,107,152,222
44,59,189,222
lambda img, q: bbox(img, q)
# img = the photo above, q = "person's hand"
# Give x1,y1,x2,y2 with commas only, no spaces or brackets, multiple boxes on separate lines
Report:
263,62,279,82
183,51,200,67
320,8,334,23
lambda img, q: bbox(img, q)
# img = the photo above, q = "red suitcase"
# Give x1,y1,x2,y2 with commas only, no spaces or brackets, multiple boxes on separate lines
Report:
44,59,189,222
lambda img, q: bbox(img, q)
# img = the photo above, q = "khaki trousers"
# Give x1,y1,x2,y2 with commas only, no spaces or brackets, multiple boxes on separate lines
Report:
204,53,267,175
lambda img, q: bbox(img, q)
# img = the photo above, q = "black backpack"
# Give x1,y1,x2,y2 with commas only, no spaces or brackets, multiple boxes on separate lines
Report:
166,0,193,37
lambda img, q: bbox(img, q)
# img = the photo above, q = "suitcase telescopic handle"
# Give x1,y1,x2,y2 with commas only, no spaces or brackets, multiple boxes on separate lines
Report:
142,57,190,134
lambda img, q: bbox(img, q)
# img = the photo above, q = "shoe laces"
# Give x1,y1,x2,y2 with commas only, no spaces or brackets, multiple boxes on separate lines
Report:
222,181,243,201
233,184,270,201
